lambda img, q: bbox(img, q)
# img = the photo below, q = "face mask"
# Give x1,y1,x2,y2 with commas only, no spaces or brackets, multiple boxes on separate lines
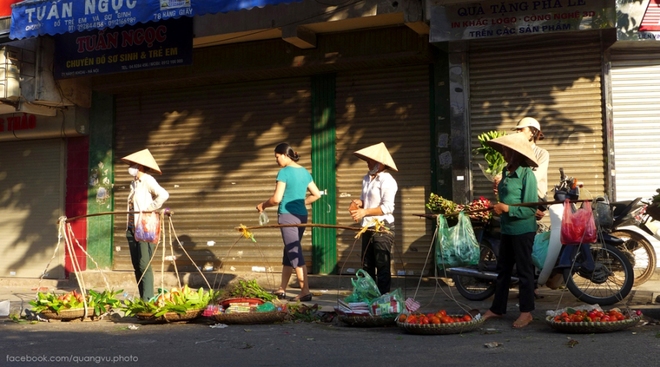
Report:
128,165,139,177
368,163,381,175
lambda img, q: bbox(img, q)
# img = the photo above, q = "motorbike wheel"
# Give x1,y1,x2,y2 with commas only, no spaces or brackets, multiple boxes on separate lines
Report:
452,241,498,301
610,230,656,286
563,243,634,305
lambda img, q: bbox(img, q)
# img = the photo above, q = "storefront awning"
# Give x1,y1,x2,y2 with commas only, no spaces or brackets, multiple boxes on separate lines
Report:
10,0,301,40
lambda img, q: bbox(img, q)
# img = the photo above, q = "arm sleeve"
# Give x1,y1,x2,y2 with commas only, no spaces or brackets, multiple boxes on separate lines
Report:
535,148,550,198
146,177,169,210
379,176,398,215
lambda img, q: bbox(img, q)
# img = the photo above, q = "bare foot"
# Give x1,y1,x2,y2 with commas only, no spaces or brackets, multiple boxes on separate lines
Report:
482,310,502,321
513,312,533,328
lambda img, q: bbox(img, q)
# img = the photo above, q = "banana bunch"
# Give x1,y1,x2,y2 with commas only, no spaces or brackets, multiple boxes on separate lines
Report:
426,193,458,214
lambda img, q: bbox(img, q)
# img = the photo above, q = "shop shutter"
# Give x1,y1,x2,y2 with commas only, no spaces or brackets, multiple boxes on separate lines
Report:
0,139,65,278
335,65,433,276
468,33,606,203
610,50,660,201
114,77,312,277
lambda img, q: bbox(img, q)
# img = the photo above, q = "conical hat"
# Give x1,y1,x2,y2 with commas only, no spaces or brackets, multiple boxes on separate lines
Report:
121,149,162,174
354,142,398,172
486,133,538,168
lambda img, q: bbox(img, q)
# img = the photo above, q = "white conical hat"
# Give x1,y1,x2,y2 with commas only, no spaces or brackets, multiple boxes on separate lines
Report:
486,133,538,168
354,142,398,171
121,149,162,174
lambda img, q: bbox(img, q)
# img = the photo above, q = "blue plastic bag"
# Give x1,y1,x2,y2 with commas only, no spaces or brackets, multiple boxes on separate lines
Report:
532,231,551,269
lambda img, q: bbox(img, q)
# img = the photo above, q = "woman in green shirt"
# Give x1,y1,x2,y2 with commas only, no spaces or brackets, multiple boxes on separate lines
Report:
482,133,539,328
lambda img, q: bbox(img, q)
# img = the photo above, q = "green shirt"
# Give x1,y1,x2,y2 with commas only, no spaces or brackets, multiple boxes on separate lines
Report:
276,166,313,215
497,166,538,235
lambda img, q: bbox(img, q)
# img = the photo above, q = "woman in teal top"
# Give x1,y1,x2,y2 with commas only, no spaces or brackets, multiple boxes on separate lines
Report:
482,133,539,329
256,143,321,302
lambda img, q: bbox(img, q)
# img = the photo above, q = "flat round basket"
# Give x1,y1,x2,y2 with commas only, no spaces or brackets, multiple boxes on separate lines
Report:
338,314,397,327
397,315,485,335
213,311,287,325
136,308,204,323
545,315,641,333
40,308,95,320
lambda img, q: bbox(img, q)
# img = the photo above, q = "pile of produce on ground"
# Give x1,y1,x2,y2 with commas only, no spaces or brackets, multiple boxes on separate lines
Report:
397,309,474,325
206,279,285,317
548,306,640,323
29,289,122,317
121,285,215,318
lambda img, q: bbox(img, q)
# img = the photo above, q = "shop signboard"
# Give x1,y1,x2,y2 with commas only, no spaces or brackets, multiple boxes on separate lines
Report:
0,108,88,141
617,0,660,41
430,0,616,42
10,0,302,40
52,17,192,79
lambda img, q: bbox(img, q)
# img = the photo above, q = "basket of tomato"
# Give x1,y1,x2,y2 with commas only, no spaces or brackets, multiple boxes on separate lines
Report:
546,307,642,333
396,309,484,335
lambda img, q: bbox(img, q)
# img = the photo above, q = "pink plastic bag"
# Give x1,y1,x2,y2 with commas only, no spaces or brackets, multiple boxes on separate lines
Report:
135,212,161,244
560,200,597,245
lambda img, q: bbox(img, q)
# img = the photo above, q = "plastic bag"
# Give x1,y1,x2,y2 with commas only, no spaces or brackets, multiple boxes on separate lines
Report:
532,231,551,269
560,199,597,245
349,269,381,302
436,212,480,269
369,288,404,317
256,302,277,313
135,212,161,244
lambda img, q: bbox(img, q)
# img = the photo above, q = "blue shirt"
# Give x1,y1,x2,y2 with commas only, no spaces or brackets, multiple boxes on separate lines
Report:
276,166,313,215
497,166,538,235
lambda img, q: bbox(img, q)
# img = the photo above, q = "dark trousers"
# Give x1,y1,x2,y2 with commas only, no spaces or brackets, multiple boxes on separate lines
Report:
490,232,536,314
361,230,395,295
126,230,155,301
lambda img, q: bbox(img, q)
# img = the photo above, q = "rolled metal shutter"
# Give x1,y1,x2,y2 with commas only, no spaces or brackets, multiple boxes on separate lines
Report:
114,77,312,275
610,50,660,201
468,33,606,202
0,139,65,278
335,65,433,276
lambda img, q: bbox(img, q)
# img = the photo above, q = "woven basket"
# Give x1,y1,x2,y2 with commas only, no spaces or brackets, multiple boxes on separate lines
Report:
646,204,660,222
40,308,96,321
338,314,397,327
545,315,641,333
213,311,287,325
397,315,485,335
136,308,204,323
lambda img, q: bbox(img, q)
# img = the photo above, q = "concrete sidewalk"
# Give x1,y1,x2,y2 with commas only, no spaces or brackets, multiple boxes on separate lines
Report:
2,271,660,318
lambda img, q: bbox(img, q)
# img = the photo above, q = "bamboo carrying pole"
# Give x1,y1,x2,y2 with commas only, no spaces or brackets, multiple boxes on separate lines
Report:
61,209,172,223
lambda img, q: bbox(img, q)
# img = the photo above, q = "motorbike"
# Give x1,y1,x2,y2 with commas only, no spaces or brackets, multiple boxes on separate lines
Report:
607,198,658,286
447,169,635,306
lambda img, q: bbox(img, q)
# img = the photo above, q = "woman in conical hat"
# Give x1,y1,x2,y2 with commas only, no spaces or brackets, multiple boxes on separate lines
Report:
482,133,538,328
350,142,398,295
122,149,169,301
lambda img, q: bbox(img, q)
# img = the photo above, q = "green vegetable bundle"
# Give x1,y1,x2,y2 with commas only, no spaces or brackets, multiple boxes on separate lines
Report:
473,130,507,181
225,279,275,302
121,285,216,317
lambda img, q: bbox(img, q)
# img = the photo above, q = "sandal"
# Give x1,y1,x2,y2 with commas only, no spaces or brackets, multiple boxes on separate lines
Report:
271,290,286,300
289,293,312,302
